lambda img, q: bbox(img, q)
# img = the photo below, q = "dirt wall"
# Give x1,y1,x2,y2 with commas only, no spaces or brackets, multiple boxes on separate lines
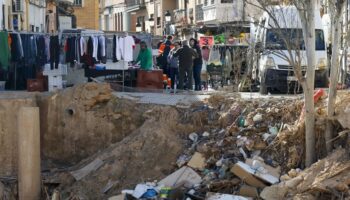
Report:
37,83,146,166
0,95,37,176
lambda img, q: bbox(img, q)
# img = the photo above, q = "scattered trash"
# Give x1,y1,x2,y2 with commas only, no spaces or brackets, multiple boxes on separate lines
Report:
189,132,199,142
70,158,104,181
206,192,253,200
176,155,191,168
187,152,206,170
253,114,263,123
108,194,125,200
202,131,210,137
158,166,202,188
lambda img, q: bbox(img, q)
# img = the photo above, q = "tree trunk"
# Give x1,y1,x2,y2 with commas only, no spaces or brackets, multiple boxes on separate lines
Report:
326,6,344,153
300,0,316,167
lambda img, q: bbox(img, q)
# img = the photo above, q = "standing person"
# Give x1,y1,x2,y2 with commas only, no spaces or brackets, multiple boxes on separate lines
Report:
190,38,203,91
167,41,181,89
174,40,198,90
135,41,153,71
158,36,173,75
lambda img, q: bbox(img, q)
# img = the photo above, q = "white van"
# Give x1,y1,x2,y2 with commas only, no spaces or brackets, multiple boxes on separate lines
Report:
252,6,328,94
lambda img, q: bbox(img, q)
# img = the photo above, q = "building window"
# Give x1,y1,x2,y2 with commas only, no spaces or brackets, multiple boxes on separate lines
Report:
211,0,214,4
74,0,82,7
221,0,233,3
157,17,161,27
204,0,208,6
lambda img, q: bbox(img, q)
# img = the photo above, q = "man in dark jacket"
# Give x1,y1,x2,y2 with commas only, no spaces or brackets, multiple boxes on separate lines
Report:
190,38,203,91
174,40,198,90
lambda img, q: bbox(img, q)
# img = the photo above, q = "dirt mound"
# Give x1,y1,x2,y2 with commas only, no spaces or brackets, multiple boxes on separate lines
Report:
54,107,184,199
38,83,147,166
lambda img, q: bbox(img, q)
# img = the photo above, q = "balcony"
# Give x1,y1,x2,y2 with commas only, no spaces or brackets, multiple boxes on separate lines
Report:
203,1,244,24
126,0,145,12
174,9,187,26
196,4,203,22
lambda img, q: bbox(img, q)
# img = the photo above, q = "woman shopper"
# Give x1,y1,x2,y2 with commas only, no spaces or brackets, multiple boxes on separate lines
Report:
190,38,203,91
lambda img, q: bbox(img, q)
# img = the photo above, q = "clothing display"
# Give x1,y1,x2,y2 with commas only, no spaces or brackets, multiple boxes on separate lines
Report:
9,33,24,62
0,31,11,70
122,35,135,62
0,31,152,90
50,35,60,69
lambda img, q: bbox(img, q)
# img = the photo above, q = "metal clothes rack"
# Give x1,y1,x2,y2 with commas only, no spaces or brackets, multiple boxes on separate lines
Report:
59,31,152,91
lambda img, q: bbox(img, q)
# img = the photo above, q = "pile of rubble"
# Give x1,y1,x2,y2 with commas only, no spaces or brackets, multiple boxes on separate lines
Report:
1,84,350,200
106,92,350,200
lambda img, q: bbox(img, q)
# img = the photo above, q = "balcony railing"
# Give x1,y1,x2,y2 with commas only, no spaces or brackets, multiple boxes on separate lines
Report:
126,0,145,7
196,4,203,22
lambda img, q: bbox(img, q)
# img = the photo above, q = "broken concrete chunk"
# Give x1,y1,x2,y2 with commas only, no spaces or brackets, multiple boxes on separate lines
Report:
238,185,258,198
231,162,267,188
260,185,288,200
158,166,202,188
206,192,253,200
70,158,104,181
187,152,206,170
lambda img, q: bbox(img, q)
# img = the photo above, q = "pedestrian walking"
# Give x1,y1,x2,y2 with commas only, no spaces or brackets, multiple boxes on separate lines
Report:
190,38,203,91
174,40,198,90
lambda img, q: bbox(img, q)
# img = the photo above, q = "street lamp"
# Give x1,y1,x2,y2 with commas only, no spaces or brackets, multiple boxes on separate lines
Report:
136,20,142,32
165,11,171,23
149,14,154,27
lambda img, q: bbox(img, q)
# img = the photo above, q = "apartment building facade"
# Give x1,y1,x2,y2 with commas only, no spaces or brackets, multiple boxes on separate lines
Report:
74,0,99,29
0,0,46,32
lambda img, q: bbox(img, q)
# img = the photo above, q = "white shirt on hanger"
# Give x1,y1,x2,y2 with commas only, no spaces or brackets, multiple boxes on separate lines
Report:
80,37,87,56
123,36,135,62
117,37,124,60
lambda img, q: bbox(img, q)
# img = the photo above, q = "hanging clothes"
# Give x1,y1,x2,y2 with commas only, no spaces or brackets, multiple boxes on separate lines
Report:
36,36,47,66
80,36,87,57
123,35,135,62
208,46,221,66
66,36,77,64
223,49,232,79
92,36,99,62
50,35,60,69
44,36,50,62
0,31,11,70
98,35,106,64
21,34,37,66
117,36,123,60
9,33,24,62
201,46,210,62
112,35,118,62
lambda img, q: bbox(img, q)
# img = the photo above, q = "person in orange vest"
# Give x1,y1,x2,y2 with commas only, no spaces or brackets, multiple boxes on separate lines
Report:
157,35,174,75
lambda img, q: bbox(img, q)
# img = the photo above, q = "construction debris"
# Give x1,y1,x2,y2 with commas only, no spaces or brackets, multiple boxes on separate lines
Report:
2,84,350,199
